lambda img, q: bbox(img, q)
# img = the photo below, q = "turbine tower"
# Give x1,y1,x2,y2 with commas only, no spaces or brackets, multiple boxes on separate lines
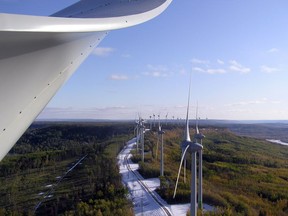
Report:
135,118,140,154
155,114,161,159
193,105,205,209
158,124,165,176
165,112,169,125
173,77,203,216
155,115,165,176
140,118,145,162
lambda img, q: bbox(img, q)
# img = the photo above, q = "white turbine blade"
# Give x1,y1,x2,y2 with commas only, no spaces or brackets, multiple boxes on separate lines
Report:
184,73,192,141
0,0,173,161
196,102,199,135
173,144,190,198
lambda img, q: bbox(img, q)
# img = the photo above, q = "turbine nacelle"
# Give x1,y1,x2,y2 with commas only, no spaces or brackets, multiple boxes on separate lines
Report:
189,141,203,153
181,141,202,154
181,140,190,154
194,133,205,140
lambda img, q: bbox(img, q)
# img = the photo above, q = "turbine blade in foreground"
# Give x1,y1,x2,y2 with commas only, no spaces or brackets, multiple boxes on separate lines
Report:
0,0,173,161
173,144,190,199
196,102,200,135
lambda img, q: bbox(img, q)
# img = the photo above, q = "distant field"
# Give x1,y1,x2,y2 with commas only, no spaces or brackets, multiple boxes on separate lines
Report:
227,123,288,143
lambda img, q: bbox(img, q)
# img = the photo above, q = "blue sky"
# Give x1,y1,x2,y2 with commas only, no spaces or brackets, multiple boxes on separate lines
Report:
1,0,288,120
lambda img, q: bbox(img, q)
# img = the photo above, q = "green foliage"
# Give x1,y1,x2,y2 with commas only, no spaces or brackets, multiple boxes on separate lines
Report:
0,122,134,215
137,126,288,215
138,161,160,178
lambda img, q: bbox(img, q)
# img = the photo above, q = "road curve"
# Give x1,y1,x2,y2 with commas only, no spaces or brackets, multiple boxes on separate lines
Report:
124,152,172,216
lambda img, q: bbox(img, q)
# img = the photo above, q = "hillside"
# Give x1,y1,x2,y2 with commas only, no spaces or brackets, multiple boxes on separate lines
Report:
133,126,288,215
1,122,288,215
0,122,134,216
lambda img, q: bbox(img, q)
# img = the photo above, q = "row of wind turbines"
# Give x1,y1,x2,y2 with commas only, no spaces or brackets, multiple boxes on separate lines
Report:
133,79,205,216
134,114,165,174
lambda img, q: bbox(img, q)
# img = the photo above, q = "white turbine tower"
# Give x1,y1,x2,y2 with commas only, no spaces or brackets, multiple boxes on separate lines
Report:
155,115,165,176
155,127,160,160
155,114,161,159
158,124,165,176
165,112,169,125
140,118,145,162
193,105,205,209
135,118,140,154
173,78,203,216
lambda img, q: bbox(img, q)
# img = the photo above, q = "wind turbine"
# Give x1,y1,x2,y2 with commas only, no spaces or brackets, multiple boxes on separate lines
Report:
156,122,165,176
193,105,205,210
165,112,169,125
159,125,165,176
134,118,140,154
155,114,161,159
140,118,145,162
173,78,203,216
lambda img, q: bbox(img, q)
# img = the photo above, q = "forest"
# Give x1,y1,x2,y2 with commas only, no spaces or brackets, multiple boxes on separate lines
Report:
131,125,288,216
0,122,134,216
1,121,288,216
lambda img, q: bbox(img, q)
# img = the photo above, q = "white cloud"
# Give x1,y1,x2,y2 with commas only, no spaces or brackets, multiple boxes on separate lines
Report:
226,98,280,107
178,68,187,75
193,67,226,74
267,48,279,53
121,53,131,58
191,58,209,65
229,60,251,74
191,58,252,75
260,65,279,74
109,74,129,80
143,71,168,77
206,68,226,74
192,67,205,73
217,59,225,65
92,47,114,57
147,64,167,71
38,106,135,119
143,64,170,77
